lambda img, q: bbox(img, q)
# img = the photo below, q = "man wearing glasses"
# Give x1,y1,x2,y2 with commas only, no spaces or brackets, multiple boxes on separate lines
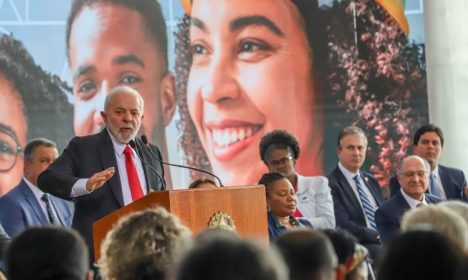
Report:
0,139,72,237
389,124,468,201
376,155,441,246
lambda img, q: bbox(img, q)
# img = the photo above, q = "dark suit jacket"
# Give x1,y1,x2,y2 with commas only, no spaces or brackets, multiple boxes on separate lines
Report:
389,165,467,200
0,223,9,269
376,192,440,246
0,179,72,237
327,166,384,245
38,129,164,258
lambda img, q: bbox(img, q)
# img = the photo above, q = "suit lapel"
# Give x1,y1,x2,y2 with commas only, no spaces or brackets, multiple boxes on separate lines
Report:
99,130,124,207
361,174,382,206
19,180,48,224
135,139,157,192
335,168,366,221
437,165,452,198
49,196,70,226
394,192,410,219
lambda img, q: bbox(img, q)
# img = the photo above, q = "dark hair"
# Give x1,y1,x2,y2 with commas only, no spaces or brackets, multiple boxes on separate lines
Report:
377,230,466,280
337,126,367,148
275,229,337,280
188,178,217,189
175,1,326,179
259,130,301,163
321,229,357,265
23,138,57,162
258,172,286,196
413,124,444,146
0,35,73,152
324,0,428,185
6,227,89,280
65,0,168,70
175,230,287,280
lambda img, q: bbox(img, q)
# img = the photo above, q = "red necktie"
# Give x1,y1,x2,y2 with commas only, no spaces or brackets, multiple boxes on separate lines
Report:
123,145,144,201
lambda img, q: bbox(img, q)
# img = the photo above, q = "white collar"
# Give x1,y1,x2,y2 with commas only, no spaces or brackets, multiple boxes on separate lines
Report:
338,162,360,181
400,188,427,208
23,177,45,199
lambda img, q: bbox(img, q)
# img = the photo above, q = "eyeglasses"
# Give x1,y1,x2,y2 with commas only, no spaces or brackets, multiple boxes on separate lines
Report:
0,127,24,172
268,156,293,167
401,171,429,179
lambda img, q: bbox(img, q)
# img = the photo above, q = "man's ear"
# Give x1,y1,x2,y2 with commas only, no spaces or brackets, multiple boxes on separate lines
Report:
160,72,176,126
100,111,107,123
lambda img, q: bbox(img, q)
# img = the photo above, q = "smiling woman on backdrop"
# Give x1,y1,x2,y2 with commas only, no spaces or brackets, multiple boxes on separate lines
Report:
0,35,73,195
176,0,328,186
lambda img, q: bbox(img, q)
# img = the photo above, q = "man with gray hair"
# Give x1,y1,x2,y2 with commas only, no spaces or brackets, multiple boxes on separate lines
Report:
376,155,441,246
327,126,384,259
38,86,165,260
0,138,72,237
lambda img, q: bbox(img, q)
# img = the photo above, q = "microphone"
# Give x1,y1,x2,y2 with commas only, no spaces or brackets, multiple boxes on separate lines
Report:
129,139,166,191
141,135,224,187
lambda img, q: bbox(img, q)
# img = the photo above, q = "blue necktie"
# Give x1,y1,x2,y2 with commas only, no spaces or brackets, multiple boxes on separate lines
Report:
353,175,377,230
41,194,61,226
430,173,446,200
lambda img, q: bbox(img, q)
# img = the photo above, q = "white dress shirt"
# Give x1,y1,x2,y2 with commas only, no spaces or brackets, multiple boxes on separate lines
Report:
24,177,50,222
71,130,147,205
338,162,378,229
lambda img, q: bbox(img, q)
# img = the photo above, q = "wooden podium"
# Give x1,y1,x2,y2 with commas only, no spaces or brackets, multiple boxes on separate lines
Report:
93,185,268,260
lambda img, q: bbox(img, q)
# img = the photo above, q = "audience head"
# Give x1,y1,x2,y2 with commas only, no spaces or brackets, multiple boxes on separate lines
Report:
188,178,218,189
23,138,58,186
6,227,90,280
440,200,468,225
401,204,468,250
276,229,338,280
377,229,466,280
396,155,430,201
259,130,300,179
174,228,288,280
413,124,444,170
337,126,367,173
259,172,297,218
322,229,371,280
99,207,192,280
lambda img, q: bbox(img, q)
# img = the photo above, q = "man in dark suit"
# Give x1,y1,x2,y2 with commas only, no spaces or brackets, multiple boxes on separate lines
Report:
376,155,441,246
0,223,9,274
38,86,164,260
0,139,72,237
327,126,384,259
389,124,467,201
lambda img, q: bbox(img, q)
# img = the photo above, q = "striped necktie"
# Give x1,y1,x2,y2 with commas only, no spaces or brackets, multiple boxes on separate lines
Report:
353,175,376,230
430,173,446,200
41,194,61,226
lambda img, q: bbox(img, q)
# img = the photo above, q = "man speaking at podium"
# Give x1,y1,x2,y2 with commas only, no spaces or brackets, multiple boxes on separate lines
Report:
38,86,164,259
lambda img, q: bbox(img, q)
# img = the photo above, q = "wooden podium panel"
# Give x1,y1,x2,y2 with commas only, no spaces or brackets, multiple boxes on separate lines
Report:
93,185,268,260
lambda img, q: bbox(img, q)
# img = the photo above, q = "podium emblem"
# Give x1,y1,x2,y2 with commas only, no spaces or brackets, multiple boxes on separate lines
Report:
208,211,237,231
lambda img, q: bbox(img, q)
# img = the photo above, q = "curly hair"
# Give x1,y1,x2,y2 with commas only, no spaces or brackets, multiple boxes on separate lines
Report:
0,34,74,152
258,172,287,197
175,0,428,187
99,207,192,280
259,130,301,163
175,0,327,179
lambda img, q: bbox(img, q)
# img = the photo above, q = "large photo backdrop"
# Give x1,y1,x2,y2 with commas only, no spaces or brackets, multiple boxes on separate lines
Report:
0,0,427,194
